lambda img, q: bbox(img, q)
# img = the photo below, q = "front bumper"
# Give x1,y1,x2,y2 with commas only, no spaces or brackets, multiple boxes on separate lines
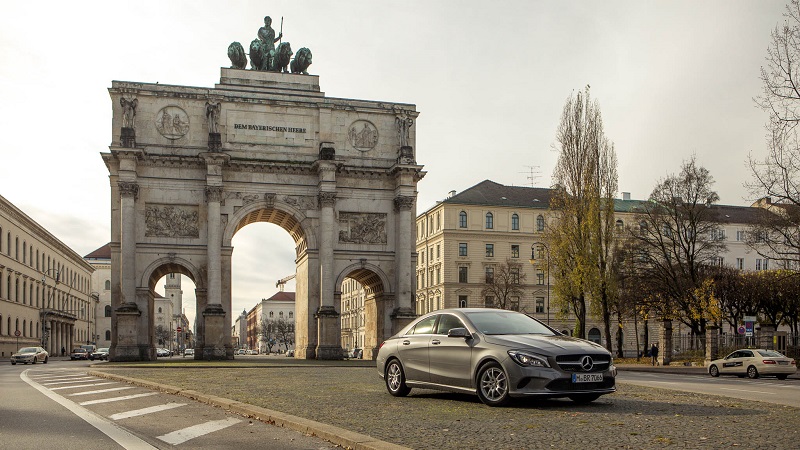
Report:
505,362,617,398
11,356,35,363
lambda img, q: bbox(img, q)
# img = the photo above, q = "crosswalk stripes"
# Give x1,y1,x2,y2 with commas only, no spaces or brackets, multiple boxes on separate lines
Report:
25,369,247,446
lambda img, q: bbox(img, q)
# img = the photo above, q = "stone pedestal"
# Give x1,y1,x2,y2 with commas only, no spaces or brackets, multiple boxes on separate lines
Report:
705,326,720,367
658,319,672,366
398,146,415,164
111,303,145,361
758,323,776,350
315,306,343,360
201,304,230,360
120,127,136,148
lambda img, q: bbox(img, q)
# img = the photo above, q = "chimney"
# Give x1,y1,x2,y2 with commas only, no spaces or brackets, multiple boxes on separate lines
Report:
622,192,631,201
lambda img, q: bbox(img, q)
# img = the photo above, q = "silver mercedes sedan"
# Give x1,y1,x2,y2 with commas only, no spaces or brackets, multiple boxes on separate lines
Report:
376,308,616,406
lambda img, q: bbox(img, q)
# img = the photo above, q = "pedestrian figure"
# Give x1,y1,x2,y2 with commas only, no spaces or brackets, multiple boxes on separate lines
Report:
61,346,66,357
651,343,659,366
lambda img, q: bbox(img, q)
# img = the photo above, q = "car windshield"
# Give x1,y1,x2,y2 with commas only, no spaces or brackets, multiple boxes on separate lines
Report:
464,311,556,336
757,350,785,357
18,347,37,353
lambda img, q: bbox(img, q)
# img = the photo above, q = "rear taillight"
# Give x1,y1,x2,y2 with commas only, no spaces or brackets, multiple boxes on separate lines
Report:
791,360,796,365
379,341,385,349
762,360,776,364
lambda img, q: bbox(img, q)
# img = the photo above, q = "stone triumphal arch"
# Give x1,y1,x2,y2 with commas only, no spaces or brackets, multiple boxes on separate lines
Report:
102,68,424,361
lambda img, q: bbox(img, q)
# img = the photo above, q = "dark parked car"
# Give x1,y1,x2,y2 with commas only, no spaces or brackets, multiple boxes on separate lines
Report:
90,347,109,361
70,348,90,360
11,347,49,365
376,308,616,406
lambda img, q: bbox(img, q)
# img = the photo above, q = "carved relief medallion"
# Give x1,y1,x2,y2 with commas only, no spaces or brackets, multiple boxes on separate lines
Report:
155,106,190,140
338,212,387,244
145,204,200,238
348,120,378,151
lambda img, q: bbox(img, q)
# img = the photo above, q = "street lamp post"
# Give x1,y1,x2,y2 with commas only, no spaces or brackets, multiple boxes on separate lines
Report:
531,243,551,325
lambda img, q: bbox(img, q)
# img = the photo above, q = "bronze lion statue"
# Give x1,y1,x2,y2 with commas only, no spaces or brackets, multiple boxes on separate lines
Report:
249,39,268,71
270,42,293,73
227,42,248,70
290,47,312,75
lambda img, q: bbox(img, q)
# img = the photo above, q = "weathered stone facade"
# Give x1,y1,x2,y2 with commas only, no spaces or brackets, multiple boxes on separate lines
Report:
103,69,424,361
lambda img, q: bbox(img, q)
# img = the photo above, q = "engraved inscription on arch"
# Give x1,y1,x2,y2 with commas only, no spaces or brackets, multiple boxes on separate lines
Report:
145,204,200,238
338,212,387,244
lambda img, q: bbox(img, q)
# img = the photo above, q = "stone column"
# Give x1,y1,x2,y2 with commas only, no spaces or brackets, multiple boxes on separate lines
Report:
118,181,138,308
758,323,776,350
206,186,223,305
705,325,720,367
315,190,341,359
392,196,417,334
658,319,672,366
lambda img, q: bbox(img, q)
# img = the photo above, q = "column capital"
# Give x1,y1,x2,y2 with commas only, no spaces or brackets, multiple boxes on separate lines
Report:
318,191,337,208
206,186,224,203
118,181,139,199
394,195,415,212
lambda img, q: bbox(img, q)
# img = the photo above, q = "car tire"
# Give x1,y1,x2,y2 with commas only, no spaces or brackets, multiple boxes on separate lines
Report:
709,365,719,377
569,394,601,404
43,356,48,364
747,365,759,379
777,374,788,380
385,359,411,397
11,362,15,365
477,362,511,407
31,358,35,364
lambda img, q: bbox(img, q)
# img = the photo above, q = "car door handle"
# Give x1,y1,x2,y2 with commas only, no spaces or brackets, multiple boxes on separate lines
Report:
402,340,411,345
431,339,441,345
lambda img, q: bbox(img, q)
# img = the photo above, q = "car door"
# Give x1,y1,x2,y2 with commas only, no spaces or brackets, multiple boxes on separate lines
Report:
720,351,745,374
738,349,756,374
397,315,438,383
427,313,474,389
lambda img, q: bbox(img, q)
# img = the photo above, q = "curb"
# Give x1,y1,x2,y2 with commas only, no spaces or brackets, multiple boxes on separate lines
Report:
88,370,410,450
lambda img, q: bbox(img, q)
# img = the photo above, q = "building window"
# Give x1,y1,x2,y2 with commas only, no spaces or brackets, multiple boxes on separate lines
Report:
436,268,440,284
428,247,433,261
459,243,468,256
511,214,519,230
535,297,545,313
458,267,468,283
104,305,112,317
736,230,745,241
105,280,111,290
536,215,545,232
511,245,519,258
105,330,111,340
436,244,440,259
289,312,293,319
756,259,769,271
716,257,724,266
588,328,602,344
511,267,520,284
485,212,493,229
485,244,494,257
269,311,274,318
459,211,467,228
485,266,494,283
484,296,494,307
510,297,519,311
158,307,162,313
458,296,468,308
536,269,544,285
736,258,744,270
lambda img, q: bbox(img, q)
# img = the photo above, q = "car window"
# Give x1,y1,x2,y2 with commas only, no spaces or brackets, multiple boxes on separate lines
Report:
741,350,754,358
435,314,465,335
463,311,555,335
410,316,437,335
19,347,37,353
757,350,784,357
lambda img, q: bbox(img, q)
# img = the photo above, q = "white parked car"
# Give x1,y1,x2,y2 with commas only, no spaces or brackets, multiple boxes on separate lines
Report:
708,349,797,379
11,347,49,365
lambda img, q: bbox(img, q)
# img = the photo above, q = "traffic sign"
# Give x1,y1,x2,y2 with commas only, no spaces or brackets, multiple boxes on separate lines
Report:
737,326,745,335
14,330,21,337
177,327,182,332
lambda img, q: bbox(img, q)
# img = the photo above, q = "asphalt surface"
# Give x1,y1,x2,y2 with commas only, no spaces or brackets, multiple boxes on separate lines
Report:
88,357,800,450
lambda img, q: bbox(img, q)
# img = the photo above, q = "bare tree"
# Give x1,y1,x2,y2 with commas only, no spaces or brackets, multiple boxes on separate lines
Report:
750,0,800,268
480,259,527,310
259,318,275,353
548,86,617,340
628,157,726,337
155,325,173,347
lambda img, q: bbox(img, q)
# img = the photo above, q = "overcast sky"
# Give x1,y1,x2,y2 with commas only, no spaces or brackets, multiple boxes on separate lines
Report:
0,1,788,328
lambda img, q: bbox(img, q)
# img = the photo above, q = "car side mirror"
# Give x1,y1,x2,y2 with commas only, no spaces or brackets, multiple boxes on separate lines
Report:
447,327,470,338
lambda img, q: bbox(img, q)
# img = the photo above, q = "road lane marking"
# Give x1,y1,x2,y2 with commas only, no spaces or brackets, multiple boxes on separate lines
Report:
50,382,117,391
43,378,99,385
719,387,775,395
79,392,158,406
69,387,135,396
110,403,187,421
20,369,157,450
157,417,242,445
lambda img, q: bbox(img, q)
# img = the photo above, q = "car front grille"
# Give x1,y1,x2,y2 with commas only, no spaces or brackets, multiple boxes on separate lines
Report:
546,378,616,391
555,354,611,372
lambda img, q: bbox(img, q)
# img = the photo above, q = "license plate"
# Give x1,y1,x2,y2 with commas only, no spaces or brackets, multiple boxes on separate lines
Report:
572,373,603,383
778,361,788,365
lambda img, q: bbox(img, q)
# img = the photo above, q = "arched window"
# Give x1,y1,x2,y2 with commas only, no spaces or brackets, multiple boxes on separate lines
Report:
459,211,467,228
105,305,112,317
289,312,293,319
485,212,493,229
22,242,26,264
511,214,519,230
22,320,27,337
269,311,274,318
105,330,111,340
536,215,545,232
36,250,39,270
279,311,284,317
15,237,19,260
588,328,602,344
105,280,111,290
0,314,2,335
615,219,624,231
158,307,162,313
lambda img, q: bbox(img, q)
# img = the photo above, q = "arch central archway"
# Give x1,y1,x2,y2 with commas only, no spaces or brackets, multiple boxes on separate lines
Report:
104,69,423,361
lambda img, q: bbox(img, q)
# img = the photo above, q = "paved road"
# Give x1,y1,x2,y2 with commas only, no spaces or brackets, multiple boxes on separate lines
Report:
1,359,339,449
617,370,800,407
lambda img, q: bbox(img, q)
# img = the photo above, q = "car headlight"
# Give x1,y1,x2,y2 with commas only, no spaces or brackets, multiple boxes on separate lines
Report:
508,350,550,368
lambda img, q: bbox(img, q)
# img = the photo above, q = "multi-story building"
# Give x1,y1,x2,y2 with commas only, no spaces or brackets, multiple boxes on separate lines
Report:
340,277,365,352
245,292,296,353
415,180,785,356
85,243,111,348
1,193,95,357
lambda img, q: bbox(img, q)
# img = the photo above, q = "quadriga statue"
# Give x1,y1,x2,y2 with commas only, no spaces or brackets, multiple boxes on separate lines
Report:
227,42,248,69
270,42,293,73
290,47,312,75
